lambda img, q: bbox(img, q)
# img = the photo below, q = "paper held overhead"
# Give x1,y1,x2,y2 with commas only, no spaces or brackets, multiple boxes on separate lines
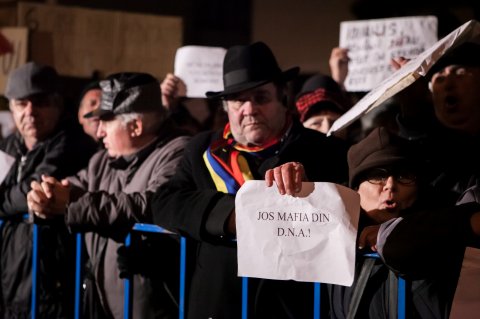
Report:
328,19,480,136
174,45,226,98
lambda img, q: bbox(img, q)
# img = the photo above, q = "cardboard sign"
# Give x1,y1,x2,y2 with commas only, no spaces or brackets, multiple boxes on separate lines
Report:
340,16,437,92
236,180,360,286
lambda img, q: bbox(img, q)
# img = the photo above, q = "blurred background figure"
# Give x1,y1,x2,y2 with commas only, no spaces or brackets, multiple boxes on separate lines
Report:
77,81,102,142
329,47,350,90
295,73,354,141
0,61,96,318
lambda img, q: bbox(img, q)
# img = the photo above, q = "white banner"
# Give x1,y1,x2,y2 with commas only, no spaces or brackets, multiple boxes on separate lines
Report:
236,180,360,286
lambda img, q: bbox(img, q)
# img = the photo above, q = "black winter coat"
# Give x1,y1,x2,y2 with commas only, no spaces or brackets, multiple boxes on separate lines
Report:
0,122,96,319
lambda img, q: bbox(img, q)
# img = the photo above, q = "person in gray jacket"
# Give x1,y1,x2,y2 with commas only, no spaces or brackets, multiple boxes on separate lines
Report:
26,72,190,319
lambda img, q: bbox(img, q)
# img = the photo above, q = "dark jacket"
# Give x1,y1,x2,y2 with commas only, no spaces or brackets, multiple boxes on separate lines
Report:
378,202,480,319
0,121,96,318
151,120,349,319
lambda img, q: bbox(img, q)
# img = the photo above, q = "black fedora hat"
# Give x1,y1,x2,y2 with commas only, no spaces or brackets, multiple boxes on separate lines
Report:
206,41,299,98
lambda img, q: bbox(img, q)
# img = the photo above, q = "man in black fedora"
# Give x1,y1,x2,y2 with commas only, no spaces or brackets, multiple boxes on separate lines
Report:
150,41,349,318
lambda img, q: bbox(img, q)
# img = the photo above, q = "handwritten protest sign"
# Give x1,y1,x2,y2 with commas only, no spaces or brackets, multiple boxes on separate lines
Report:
340,16,437,92
236,180,360,286
329,19,480,136
174,45,226,98
0,27,28,96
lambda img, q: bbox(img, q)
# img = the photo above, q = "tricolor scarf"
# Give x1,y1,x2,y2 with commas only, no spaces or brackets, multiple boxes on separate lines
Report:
204,121,290,194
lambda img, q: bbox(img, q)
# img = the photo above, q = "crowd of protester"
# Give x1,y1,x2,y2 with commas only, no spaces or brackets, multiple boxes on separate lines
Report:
0,18,479,319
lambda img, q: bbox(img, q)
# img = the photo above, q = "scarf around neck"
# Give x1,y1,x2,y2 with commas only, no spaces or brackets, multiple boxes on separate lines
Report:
203,120,291,194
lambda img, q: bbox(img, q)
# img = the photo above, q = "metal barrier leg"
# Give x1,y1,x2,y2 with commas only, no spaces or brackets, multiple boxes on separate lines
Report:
398,277,406,319
241,277,248,319
31,223,39,319
314,283,321,319
123,233,133,319
179,237,186,319
74,233,83,319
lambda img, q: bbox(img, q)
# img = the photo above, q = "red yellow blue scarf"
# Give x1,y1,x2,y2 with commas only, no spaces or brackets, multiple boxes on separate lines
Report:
203,122,286,194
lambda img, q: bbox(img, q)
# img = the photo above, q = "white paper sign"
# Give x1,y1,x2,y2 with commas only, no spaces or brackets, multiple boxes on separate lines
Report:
340,16,438,92
0,149,15,186
174,45,226,98
236,180,360,286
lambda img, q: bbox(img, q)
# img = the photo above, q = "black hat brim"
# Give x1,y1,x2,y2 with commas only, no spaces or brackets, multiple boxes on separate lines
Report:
205,66,300,99
83,108,113,119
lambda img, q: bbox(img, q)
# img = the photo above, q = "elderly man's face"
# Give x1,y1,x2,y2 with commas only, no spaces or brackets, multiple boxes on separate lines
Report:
10,94,61,149
225,83,287,146
78,89,101,141
97,116,136,157
430,65,480,135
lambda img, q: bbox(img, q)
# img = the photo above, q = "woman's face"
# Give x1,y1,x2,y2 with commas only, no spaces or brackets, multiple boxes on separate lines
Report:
357,167,419,224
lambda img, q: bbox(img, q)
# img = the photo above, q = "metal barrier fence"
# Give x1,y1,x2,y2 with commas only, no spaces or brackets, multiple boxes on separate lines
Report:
20,220,405,319
73,223,187,319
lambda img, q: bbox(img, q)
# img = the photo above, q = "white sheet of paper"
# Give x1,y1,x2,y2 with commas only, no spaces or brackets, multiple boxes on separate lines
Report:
174,45,226,98
236,180,360,286
0,149,15,186
340,16,438,92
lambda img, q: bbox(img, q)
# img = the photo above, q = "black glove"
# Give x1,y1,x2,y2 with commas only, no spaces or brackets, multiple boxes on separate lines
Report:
116,235,179,279
116,244,137,279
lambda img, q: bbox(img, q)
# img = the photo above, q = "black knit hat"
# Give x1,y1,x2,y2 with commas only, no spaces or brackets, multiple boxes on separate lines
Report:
348,127,418,188
206,41,299,98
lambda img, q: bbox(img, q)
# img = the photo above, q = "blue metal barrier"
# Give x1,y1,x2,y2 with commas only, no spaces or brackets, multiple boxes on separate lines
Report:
123,223,186,319
26,220,405,319
74,233,83,319
31,222,39,319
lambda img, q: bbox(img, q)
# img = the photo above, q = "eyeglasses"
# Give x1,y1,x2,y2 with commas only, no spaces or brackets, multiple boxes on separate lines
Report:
364,168,417,185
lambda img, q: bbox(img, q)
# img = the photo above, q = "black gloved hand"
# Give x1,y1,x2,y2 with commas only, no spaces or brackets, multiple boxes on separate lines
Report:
117,244,136,279
116,234,180,279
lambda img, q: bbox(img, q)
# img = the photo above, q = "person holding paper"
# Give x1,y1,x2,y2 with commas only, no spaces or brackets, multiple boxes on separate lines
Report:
149,41,349,318
266,126,466,318
373,40,480,319
0,62,96,318
26,72,190,319
160,73,227,134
